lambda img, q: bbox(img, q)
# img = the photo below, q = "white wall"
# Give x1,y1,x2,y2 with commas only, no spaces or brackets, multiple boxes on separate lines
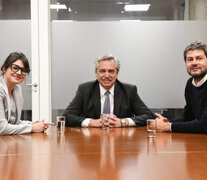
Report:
0,20,31,109
51,21,207,109
0,20,207,110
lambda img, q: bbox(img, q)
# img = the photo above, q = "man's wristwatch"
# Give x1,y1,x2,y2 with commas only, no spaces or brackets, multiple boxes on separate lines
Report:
121,118,126,127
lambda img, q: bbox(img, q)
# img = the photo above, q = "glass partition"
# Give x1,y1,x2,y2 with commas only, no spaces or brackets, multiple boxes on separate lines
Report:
0,0,30,20
50,0,185,21
0,0,31,120
51,0,207,123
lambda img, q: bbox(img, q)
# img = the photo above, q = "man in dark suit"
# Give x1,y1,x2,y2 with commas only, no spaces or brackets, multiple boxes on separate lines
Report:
155,42,207,133
63,55,154,128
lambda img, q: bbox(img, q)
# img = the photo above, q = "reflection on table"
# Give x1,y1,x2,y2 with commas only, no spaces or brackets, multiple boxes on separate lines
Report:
0,126,207,180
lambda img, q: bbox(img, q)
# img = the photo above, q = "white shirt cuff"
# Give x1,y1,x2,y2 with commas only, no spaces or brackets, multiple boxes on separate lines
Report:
169,123,172,132
81,118,91,127
127,118,136,126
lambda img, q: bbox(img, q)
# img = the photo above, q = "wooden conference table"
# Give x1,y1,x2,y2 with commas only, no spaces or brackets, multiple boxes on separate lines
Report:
0,126,207,180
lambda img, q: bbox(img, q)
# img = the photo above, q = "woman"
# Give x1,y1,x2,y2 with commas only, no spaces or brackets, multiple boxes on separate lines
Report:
0,52,52,135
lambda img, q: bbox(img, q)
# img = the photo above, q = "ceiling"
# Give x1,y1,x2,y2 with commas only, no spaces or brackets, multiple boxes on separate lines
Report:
0,0,186,21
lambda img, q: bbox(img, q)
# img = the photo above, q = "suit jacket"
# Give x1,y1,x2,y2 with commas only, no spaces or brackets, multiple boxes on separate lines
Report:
0,76,32,135
63,80,154,127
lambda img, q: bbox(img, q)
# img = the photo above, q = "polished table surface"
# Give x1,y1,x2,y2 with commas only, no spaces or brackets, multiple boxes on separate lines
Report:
1,126,207,180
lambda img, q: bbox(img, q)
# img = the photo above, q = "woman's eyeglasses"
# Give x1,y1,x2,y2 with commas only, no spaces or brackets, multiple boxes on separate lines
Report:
10,64,30,75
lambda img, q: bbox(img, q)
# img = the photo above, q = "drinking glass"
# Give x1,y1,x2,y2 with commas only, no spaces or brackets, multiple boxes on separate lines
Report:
147,119,156,138
101,114,110,130
56,116,65,134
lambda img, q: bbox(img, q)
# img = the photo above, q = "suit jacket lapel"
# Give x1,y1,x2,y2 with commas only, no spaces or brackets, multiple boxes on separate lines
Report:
6,94,11,120
114,81,123,115
91,81,101,117
13,86,23,121
0,76,12,120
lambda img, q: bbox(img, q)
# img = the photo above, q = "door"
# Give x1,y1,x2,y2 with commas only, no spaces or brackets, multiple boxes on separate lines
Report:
31,0,51,122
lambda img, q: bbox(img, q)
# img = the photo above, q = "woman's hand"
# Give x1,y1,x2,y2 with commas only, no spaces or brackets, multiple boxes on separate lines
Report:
31,120,53,133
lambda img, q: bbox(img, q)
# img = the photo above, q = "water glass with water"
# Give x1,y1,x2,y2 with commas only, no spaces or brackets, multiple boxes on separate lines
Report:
56,116,65,134
101,114,110,130
147,119,156,138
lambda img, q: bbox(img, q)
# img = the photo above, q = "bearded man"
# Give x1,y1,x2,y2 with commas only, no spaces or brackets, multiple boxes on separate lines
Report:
155,41,207,133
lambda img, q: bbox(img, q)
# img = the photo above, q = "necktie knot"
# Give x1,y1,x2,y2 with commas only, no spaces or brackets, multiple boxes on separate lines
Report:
105,91,110,96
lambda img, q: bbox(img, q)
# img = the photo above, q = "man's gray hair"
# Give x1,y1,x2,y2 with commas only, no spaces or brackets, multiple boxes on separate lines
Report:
95,54,120,72
184,41,207,61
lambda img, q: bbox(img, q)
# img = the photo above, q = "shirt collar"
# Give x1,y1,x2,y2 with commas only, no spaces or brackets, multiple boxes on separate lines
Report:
192,73,207,87
99,84,115,98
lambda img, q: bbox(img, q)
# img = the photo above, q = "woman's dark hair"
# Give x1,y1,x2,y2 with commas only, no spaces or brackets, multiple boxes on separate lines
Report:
1,52,30,74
